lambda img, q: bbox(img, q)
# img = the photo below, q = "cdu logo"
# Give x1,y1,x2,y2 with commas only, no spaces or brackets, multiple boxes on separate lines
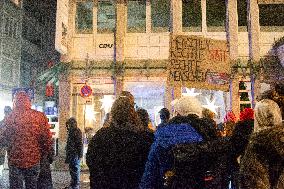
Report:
99,44,113,48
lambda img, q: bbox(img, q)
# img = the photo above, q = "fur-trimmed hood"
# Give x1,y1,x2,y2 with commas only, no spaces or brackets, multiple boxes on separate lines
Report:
239,125,284,189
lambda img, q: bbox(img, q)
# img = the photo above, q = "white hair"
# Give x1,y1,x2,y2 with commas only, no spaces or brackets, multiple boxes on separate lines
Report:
254,99,282,132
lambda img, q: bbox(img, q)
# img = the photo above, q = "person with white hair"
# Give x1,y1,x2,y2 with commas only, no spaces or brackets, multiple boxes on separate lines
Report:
140,96,219,188
239,99,284,189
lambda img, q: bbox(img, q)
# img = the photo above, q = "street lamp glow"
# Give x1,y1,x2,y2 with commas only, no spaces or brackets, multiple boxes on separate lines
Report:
99,95,115,113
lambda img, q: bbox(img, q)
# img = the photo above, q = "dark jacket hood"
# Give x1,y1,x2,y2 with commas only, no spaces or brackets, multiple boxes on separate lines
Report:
249,125,284,159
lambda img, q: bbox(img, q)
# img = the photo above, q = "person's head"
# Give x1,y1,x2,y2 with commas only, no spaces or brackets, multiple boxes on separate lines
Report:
159,108,170,123
66,117,77,131
110,96,141,130
223,111,237,123
13,91,31,109
136,108,150,128
202,108,215,120
4,106,12,117
119,91,135,106
254,99,282,132
173,96,202,117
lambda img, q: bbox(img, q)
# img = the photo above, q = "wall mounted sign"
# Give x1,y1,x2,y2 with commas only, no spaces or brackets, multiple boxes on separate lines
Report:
168,35,231,91
80,84,93,97
99,44,113,48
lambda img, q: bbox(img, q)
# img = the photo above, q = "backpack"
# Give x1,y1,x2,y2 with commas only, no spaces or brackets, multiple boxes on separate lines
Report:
164,138,230,189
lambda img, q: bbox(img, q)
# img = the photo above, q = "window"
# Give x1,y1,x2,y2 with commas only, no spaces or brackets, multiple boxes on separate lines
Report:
182,0,202,32
151,0,170,32
238,0,247,31
4,16,10,36
127,0,146,33
259,4,284,32
97,0,115,33
206,0,226,32
75,1,93,34
1,58,14,84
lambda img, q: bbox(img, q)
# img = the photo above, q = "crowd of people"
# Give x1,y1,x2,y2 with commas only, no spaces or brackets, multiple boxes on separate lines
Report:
0,85,283,189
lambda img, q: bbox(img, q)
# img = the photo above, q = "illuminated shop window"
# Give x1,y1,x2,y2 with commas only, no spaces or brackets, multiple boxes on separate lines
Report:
206,0,226,32
124,80,165,127
238,0,247,32
97,0,115,33
151,0,170,32
75,1,93,34
182,0,202,32
259,4,284,32
71,81,115,132
127,0,146,33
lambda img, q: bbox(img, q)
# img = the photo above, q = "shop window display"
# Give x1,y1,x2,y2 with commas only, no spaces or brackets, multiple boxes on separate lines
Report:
181,87,230,124
124,81,165,128
71,82,114,133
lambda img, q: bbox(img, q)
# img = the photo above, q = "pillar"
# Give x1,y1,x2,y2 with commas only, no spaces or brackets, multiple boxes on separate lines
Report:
247,0,260,108
201,0,207,34
115,0,127,62
146,0,151,33
226,0,240,116
170,0,182,34
54,74,71,170
169,0,182,106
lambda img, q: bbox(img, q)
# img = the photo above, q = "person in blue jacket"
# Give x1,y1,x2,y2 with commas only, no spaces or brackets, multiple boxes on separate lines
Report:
140,96,218,188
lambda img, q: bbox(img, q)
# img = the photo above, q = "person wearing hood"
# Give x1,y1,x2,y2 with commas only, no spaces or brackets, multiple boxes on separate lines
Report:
0,106,12,177
86,97,153,189
65,117,83,189
157,108,170,129
239,99,284,189
0,92,52,189
139,96,218,188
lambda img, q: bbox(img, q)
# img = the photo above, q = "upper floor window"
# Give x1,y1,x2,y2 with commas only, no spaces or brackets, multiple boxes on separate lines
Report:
2,13,19,39
127,0,146,33
151,0,170,32
206,0,226,32
182,0,202,32
238,0,247,31
75,0,93,34
97,0,115,33
259,4,284,32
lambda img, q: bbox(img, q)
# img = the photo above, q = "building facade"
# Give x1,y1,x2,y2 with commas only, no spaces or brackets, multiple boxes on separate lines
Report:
21,0,60,106
55,0,284,167
0,0,22,119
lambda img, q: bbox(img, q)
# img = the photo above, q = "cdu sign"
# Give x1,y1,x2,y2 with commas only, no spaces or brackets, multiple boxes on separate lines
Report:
99,44,113,48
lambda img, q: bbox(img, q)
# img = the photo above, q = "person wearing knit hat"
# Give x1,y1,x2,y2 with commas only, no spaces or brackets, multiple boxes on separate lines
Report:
140,96,220,188
172,96,203,117
254,99,282,132
239,99,284,189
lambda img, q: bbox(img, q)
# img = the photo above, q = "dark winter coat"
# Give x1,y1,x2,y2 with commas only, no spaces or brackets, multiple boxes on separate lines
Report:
86,126,153,189
239,126,284,189
65,127,83,163
140,114,218,189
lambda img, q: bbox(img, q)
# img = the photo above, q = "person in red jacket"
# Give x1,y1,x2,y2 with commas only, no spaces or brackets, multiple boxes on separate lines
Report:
1,91,52,189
